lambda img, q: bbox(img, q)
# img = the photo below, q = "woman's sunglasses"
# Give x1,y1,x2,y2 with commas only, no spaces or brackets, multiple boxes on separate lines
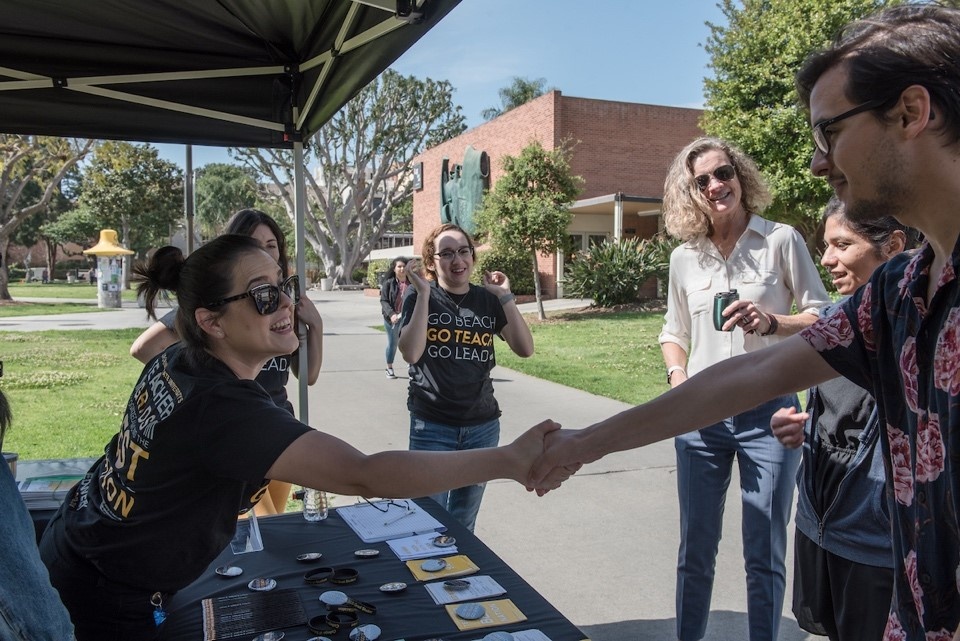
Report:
694,164,736,192
206,274,300,315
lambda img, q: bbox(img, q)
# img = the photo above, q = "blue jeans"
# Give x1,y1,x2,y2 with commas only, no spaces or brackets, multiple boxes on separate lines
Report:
0,462,75,641
384,320,399,366
674,395,801,641
408,415,500,532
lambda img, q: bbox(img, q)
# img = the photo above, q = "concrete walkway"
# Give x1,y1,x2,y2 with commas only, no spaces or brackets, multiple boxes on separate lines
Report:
0,290,816,641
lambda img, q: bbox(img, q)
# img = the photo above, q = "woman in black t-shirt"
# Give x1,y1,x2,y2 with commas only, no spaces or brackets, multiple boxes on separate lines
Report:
398,223,534,532
130,208,323,515
40,234,572,641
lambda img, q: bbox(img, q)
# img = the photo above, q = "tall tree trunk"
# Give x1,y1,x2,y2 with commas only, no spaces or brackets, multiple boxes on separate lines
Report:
0,237,11,300
531,249,545,321
44,238,58,279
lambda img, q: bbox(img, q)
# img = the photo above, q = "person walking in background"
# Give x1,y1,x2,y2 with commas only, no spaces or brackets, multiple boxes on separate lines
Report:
658,137,831,641
380,256,410,379
130,208,323,515
0,385,76,640
771,199,913,641
397,223,534,532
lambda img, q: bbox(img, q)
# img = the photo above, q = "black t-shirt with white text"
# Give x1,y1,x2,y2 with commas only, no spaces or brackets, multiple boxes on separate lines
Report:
400,282,507,426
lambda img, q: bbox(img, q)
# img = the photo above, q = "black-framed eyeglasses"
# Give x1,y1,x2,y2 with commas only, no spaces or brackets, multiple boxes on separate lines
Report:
205,274,300,315
434,246,474,261
694,164,736,192
812,98,887,155
358,498,411,513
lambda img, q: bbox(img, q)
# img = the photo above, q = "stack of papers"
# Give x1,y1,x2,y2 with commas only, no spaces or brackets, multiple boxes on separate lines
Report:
18,474,84,510
424,575,506,605
387,532,459,560
336,500,444,543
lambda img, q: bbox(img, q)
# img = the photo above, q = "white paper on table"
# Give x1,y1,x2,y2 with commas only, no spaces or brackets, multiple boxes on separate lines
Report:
387,531,458,560
423,575,506,605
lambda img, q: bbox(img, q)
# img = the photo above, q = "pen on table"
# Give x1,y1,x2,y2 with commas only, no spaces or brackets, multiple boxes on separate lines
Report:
384,509,415,526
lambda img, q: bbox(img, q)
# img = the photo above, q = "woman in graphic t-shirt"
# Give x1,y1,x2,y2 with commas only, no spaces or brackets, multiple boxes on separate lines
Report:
398,223,534,532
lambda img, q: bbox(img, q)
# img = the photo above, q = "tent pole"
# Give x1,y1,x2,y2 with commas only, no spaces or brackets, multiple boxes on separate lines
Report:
294,141,310,424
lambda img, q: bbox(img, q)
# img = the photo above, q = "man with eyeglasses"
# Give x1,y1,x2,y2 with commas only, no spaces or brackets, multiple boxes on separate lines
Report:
531,5,960,640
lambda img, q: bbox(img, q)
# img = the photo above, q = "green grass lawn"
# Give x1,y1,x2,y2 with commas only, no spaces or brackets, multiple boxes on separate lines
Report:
0,283,141,317
497,308,670,405
8,282,139,301
0,329,145,459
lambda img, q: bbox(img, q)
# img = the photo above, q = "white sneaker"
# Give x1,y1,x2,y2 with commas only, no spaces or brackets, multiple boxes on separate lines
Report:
385,368,396,379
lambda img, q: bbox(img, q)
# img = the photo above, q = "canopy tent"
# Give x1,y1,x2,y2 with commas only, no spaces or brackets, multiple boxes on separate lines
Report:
0,0,460,421
0,0,458,146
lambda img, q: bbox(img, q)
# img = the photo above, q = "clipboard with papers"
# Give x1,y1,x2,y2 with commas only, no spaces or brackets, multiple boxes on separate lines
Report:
336,499,444,543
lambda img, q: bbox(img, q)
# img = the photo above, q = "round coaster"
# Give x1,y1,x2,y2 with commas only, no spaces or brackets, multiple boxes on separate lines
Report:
349,624,382,641
432,534,456,548
318,590,348,608
482,633,515,641
443,579,470,591
379,582,407,593
353,548,380,558
297,552,323,563
215,565,242,577
306,637,333,641
420,558,447,572
247,577,277,592
455,603,485,621
251,633,284,641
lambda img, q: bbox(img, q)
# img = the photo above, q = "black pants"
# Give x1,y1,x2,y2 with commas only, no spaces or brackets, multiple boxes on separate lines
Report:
792,528,893,641
39,513,168,641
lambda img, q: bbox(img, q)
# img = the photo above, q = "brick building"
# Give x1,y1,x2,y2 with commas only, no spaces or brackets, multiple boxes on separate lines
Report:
411,90,703,298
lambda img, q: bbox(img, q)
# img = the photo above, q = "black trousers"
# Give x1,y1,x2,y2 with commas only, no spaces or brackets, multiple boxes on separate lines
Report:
792,528,894,641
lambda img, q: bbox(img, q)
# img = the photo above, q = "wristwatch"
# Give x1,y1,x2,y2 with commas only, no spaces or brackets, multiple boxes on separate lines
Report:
666,365,686,384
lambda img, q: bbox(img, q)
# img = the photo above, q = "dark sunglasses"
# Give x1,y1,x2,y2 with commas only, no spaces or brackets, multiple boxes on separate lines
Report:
694,164,736,192
206,274,300,315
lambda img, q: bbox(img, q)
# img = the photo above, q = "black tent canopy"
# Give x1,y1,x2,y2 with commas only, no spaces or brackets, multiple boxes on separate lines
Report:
0,0,460,421
0,0,458,146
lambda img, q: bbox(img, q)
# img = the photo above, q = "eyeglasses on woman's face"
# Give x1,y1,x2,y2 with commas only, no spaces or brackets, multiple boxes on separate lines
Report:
206,274,300,315
694,164,737,192
434,246,474,261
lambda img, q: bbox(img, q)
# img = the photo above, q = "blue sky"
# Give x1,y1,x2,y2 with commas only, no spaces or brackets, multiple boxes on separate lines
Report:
156,1,726,168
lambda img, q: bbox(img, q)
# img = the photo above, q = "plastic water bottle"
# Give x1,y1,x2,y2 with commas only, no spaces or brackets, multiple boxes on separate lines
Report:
302,487,328,522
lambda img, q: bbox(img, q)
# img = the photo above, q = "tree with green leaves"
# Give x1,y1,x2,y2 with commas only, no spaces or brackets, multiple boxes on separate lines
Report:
14,166,84,277
474,140,582,320
481,77,551,121
702,0,897,253
0,135,93,299
194,163,259,238
78,141,182,287
234,69,465,284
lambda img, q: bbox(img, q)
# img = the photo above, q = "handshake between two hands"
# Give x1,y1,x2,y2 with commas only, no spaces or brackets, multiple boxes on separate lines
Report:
514,420,585,496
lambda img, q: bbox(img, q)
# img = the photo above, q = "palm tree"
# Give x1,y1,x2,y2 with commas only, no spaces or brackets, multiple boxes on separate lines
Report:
481,77,551,121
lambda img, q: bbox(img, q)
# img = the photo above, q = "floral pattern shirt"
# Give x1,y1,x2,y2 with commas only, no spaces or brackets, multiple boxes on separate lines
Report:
799,239,960,641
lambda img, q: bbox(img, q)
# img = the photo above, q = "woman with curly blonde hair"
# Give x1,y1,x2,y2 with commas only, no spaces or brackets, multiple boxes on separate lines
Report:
658,137,830,641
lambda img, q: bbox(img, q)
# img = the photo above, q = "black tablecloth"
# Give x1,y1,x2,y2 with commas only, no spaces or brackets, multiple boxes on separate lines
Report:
158,499,587,641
